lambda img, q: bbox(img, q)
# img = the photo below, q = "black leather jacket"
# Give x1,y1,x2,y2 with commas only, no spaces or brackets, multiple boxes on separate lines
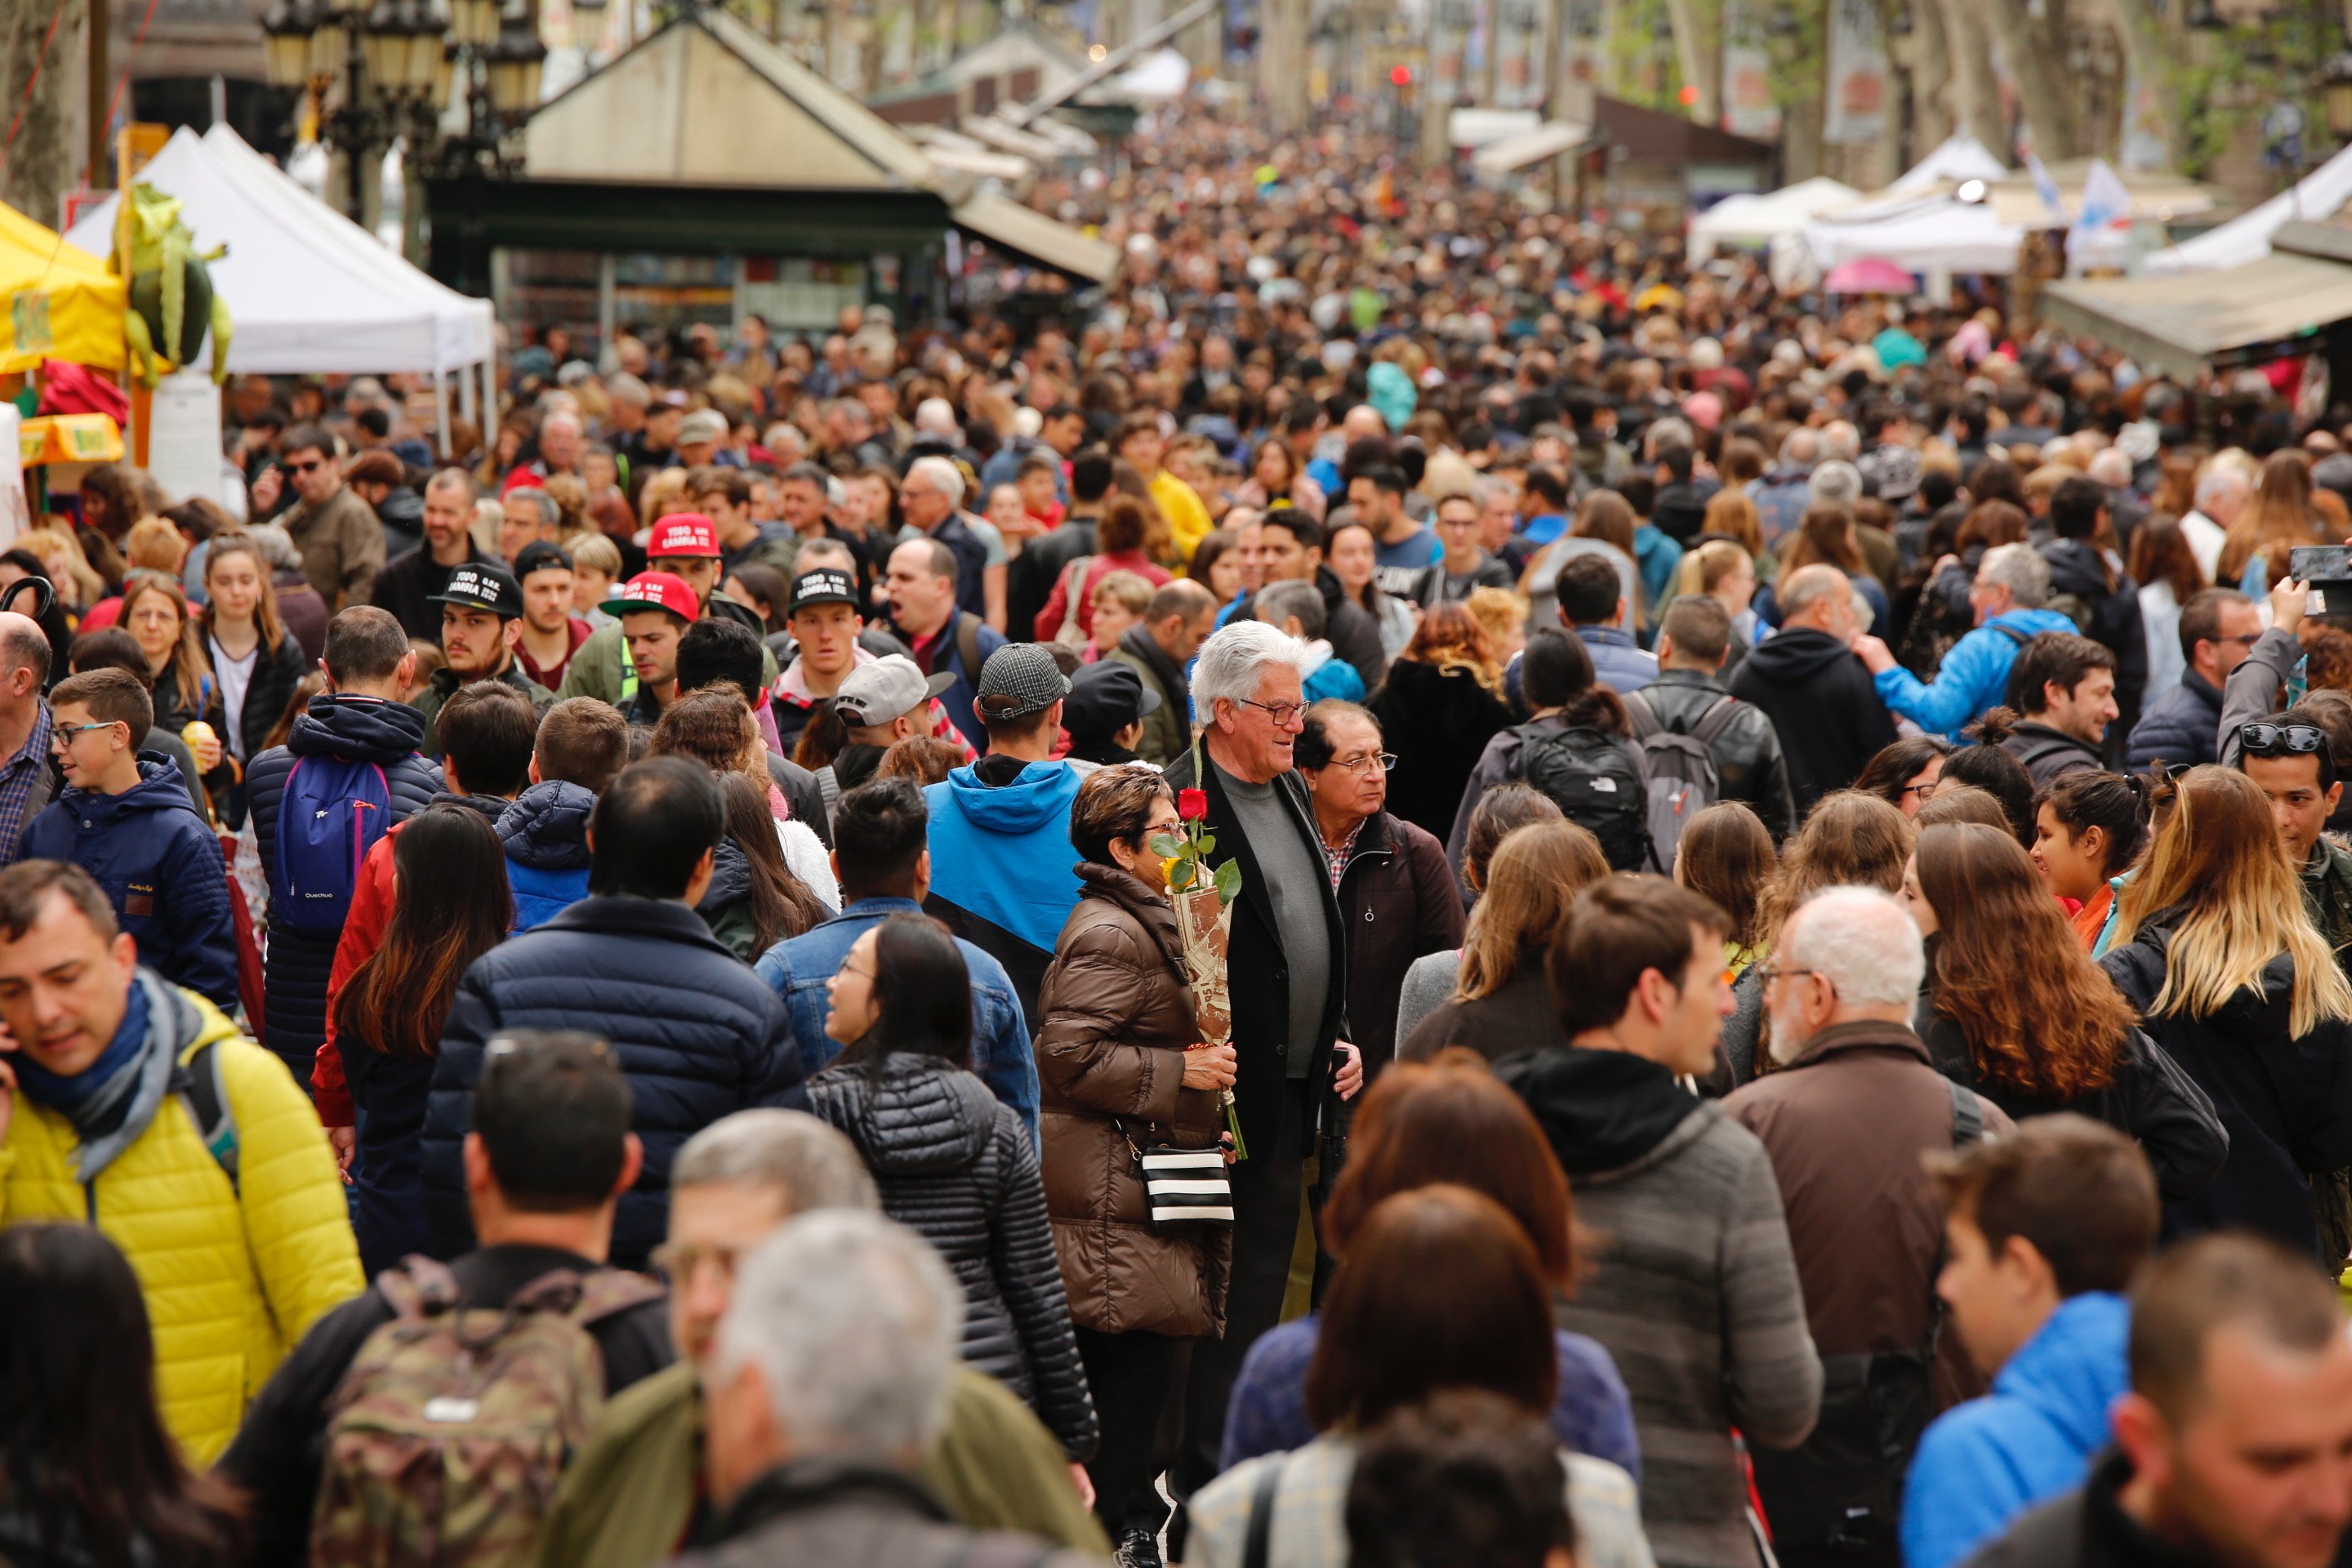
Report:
1628,668,1797,840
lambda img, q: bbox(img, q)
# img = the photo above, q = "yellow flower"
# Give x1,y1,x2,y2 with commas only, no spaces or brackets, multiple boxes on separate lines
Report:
1162,856,1183,884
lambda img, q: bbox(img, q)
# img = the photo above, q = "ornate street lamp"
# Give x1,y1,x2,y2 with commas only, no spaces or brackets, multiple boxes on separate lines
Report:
261,0,319,88
483,12,549,120
363,0,451,100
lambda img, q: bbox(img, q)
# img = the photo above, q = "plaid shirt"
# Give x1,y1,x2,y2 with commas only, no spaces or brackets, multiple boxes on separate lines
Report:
1321,818,1365,889
0,702,51,866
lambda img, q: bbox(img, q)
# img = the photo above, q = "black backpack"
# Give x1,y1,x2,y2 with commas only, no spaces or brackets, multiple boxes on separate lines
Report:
1509,723,1653,871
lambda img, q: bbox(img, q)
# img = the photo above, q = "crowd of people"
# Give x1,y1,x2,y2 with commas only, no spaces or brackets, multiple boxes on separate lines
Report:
16,103,2352,1568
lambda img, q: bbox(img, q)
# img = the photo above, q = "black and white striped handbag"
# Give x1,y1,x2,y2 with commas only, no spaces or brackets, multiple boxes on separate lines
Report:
1138,1145,1234,1227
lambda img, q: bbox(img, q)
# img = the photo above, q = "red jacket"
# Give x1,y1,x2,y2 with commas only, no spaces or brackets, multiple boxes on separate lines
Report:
308,825,402,1126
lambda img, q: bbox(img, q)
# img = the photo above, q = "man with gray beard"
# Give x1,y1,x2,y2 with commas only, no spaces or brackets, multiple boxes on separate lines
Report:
1723,886,2014,1568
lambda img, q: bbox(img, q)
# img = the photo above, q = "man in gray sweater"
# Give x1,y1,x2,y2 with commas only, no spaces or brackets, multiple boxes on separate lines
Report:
1499,875,1823,1568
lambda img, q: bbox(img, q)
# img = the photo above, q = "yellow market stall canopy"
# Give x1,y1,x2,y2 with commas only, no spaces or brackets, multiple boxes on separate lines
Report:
0,203,126,375
19,413,125,466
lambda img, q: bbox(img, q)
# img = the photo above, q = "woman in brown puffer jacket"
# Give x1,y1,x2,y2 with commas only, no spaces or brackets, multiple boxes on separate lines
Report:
1036,766,1235,1556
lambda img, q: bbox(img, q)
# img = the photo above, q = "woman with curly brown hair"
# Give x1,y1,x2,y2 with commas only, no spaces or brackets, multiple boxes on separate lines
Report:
1368,602,1516,841
1708,791,1913,1092
1903,822,2225,1203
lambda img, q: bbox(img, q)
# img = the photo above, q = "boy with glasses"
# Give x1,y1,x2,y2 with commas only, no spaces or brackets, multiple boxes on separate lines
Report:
21,667,238,1009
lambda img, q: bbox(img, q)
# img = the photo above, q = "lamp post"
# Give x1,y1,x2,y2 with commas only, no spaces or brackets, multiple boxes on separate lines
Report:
2326,45,2352,145
258,0,543,237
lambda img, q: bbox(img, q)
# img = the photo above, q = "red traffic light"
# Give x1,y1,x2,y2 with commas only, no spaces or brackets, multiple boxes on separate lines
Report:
1389,64,1412,86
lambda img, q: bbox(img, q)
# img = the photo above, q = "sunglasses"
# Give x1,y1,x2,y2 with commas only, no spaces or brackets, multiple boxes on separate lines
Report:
2240,722,2327,757
284,459,326,474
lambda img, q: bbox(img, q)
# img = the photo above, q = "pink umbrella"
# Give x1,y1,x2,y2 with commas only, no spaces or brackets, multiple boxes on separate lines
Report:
1824,257,1918,295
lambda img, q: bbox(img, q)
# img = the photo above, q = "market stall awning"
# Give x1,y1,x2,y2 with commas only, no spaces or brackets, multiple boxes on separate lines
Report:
1472,120,1594,179
2041,248,2352,381
1689,176,1862,261
951,192,1116,284
0,202,124,374
65,125,492,374
525,7,937,191
1802,195,2025,276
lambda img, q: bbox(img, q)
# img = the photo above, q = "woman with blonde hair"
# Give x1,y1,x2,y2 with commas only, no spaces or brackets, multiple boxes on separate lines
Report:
19,524,105,617
2218,449,2329,592
120,572,226,783
1367,603,1517,840
2102,764,2352,1256
1400,820,1610,1063
1673,538,1759,675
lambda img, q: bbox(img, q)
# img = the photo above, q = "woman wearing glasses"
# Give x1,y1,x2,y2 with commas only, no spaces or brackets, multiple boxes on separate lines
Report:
2100,765,2352,1259
1852,736,1953,820
1300,702,1465,1081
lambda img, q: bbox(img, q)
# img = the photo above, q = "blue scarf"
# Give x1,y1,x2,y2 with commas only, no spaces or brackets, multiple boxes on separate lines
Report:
12,979,149,1117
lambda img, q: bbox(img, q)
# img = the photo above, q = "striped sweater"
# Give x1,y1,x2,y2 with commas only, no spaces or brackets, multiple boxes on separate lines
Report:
1512,1057,1823,1568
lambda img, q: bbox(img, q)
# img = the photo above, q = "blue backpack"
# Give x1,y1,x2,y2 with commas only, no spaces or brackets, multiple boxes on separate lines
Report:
271,755,393,933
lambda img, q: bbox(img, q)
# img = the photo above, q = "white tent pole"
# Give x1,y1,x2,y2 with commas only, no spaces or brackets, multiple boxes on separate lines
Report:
458,357,477,431
433,368,452,462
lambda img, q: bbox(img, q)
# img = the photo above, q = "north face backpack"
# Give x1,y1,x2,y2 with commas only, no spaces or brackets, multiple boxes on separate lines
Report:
270,755,393,933
1510,723,1654,872
309,1258,666,1568
1623,690,1741,869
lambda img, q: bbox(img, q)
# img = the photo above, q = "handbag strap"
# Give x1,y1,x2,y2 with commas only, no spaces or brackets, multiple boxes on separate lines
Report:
1241,1453,1286,1568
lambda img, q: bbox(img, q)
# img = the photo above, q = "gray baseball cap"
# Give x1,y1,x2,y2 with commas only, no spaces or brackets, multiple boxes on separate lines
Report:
833,655,954,728
974,642,1072,722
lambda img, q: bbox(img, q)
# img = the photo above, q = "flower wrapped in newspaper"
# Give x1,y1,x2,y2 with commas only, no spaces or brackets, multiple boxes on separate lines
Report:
1154,768,1248,1161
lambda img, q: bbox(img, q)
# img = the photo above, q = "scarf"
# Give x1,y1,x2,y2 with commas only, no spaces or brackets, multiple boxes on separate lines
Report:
11,973,178,1182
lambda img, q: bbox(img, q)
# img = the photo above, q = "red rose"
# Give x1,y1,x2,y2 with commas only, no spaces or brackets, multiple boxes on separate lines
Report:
1178,788,1209,822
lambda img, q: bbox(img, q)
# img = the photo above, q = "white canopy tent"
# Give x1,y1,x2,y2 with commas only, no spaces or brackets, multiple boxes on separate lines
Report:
1887,134,2009,197
2145,140,2352,277
1800,194,2026,287
1689,176,1863,262
65,124,497,438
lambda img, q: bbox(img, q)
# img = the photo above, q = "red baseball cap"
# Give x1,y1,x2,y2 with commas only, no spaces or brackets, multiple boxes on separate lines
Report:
604,571,699,622
647,513,720,559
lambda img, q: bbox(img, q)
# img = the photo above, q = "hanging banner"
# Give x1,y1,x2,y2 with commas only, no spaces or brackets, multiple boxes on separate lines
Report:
1720,0,1780,140
1822,0,1888,146
1492,0,1543,106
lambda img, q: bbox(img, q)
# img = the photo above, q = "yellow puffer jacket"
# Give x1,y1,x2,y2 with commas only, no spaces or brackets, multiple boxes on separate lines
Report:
0,984,363,1464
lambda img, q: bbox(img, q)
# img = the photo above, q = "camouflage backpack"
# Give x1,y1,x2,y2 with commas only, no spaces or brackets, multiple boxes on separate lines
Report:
308,1258,666,1568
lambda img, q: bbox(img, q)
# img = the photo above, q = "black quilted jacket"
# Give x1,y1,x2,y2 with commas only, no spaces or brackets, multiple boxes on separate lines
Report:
804,1052,1100,1461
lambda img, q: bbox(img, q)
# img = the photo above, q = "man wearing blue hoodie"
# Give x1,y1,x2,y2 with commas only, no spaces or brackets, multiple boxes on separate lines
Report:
21,667,238,1012
1856,542,2078,739
923,643,1084,1032
497,697,631,930
1902,1116,2161,1568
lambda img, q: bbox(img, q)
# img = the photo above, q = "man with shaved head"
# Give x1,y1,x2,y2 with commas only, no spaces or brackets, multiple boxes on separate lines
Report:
0,609,59,865
1728,565,1898,817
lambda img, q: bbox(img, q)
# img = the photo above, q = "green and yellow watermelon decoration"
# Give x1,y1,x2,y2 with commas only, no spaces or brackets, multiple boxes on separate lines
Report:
113,184,233,386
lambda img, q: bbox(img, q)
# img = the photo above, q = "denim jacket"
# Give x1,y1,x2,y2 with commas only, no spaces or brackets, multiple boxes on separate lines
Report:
754,895,1040,1150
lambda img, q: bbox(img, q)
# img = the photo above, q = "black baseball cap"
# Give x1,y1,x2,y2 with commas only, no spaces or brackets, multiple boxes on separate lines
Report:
788,568,861,614
1062,658,1160,737
430,563,523,618
512,541,574,580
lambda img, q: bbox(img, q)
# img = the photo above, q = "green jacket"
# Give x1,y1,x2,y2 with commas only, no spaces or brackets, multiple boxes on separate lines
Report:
411,660,555,757
2304,836,2352,972
554,604,780,710
1102,641,1191,767
537,1360,1109,1568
